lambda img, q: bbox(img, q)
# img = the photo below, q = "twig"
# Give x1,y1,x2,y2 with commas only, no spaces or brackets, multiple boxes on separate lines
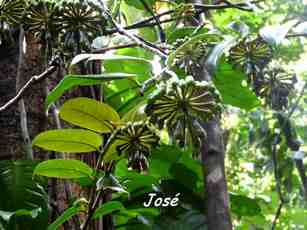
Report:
92,43,139,53
105,11,168,58
104,1,263,35
140,0,166,42
286,33,307,38
81,128,120,230
295,158,307,199
271,202,283,230
80,190,103,230
0,64,58,112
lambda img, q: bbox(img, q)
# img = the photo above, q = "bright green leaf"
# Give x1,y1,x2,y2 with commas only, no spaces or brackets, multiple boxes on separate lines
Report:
59,97,120,133
214,62,261,110
48,206,81,230
92,201,124,220
45,73,136,111
32,129,102,153
33,159,93,179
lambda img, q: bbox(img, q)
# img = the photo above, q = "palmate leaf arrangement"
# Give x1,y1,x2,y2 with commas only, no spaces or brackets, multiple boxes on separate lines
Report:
1,0,299,227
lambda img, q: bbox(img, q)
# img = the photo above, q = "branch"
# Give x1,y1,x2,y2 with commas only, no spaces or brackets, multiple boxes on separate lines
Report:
271,202,283,230
286,33,307,38
0,64,58,112
92,43,138,53
140,0,166,42
294,158,307,199
104,1,264,35
105,11,168,58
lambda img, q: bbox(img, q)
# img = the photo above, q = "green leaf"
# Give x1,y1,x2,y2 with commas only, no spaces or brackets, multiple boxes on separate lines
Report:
230,193,262,217
96,173,127,194
59,97,120,133
104,55,152,77
169,163,199,189
92,201,124,220
123,0,154,10
167,33,222,67
45,73,136,110
115,160,158,192
47,206,81,230
0,208,42,222
214,62,261,110
167,27,209,43
33,159,93,179
32,129,102,153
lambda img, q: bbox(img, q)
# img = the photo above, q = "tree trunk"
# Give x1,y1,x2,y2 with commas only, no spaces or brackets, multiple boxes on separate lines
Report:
201,121,232,230
188,1,233,229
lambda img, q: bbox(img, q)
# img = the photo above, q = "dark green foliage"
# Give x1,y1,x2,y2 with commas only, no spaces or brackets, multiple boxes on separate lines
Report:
0,160,48,230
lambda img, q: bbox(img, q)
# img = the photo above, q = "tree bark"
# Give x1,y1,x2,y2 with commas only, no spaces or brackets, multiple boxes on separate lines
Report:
201,121,232,230
188,1,233,229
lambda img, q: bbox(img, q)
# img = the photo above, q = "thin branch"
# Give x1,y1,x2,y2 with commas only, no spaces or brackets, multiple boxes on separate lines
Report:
271,202,283,230
140,0,166,42
286,33,307,38
80,190,103,230
295,158,307,199
104,1,264,35
105,11,167,58
0,64,58,112
92,43,139,53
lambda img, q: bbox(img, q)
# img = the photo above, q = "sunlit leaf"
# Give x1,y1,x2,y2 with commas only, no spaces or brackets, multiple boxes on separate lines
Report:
92,201,124,220
45,73,136,111
32,129,102,153
214,62,261,110
59,97,120,133
33,159,93,179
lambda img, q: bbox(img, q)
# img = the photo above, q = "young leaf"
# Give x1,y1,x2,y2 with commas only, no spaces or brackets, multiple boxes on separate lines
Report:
32,129,102,153
45,73,136,111
59,97,120,133
92,201,124,220
33,159,93,179
47,206,81,230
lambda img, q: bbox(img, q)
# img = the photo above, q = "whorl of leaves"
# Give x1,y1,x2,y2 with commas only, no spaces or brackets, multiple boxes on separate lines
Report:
59,1,105,49
145,76,222,154
25,1,60,41
257,67,297,110
0,0,25,25
0,0,25,45
229,37,272,76
115,122,160,172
